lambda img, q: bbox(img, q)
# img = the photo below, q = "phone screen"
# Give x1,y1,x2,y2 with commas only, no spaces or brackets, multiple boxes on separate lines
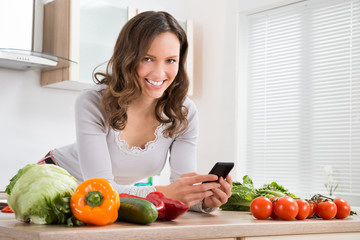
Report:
205,162,234,183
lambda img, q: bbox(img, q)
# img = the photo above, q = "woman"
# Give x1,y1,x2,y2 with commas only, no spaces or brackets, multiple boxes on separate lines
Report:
39,11,232,212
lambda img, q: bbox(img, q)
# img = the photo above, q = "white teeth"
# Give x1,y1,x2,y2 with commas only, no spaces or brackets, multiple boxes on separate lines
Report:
146,78,164,86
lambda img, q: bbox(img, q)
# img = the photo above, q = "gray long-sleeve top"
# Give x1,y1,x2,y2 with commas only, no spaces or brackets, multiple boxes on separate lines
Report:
52,85,208,211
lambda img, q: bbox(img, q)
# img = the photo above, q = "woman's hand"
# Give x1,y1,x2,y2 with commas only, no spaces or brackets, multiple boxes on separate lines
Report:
203,174,233,209
155,172,221,207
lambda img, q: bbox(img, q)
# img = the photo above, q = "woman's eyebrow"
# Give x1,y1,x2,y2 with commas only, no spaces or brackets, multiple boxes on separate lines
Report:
145,54,179,59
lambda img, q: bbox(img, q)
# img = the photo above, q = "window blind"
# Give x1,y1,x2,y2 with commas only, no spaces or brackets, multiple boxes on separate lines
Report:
245,0,360,203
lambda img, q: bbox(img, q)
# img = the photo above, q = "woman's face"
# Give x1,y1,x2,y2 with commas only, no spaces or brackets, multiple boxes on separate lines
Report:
136,32,180,100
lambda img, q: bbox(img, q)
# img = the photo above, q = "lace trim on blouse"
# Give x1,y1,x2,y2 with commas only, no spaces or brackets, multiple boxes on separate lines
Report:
114,124,163,155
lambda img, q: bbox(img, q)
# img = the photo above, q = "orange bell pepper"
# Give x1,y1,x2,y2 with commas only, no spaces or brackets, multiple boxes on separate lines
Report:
70,178,120,226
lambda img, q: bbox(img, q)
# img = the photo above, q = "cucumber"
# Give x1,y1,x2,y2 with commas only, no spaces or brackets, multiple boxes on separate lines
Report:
117,197,158,225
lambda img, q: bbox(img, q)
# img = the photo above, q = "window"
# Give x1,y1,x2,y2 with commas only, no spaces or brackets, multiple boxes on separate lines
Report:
243,0,360,205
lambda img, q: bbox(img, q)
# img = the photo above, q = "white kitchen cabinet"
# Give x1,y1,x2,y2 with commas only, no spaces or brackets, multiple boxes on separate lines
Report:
41,0,134,90
243,232,360,240
41,0,194,94
0,0,33,50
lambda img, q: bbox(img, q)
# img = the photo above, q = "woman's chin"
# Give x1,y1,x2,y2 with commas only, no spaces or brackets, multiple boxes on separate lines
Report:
142,91,166,100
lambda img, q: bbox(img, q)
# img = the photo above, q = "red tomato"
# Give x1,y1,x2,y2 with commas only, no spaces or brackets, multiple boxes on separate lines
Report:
307,201,317,218
269,196,278,202
314,199,324,218
1,205,13,213
333,198,351,219
295,199,310,220
274,196,299,220
317,201,337,220
269,197,279,219
250,197,273,220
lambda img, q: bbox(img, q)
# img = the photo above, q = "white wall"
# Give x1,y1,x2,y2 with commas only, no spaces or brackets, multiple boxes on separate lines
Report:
0,69,78,190
0,0,290,190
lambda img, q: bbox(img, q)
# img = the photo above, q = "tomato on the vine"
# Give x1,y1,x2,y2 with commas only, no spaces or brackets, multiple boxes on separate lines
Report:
250,197,273,220
269,197,279,219
333,198,351,219
274,196,299,220
295,199,310,220
317,201,337,220
307,201,317,218
269,196,278,202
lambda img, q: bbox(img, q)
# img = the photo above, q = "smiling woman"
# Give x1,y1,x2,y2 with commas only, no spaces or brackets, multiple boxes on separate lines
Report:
38,11,233,213
136,32,180,104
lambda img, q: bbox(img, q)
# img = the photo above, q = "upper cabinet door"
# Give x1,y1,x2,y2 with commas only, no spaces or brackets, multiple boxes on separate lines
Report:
41,0,131,90
0,0,34,50
79,2,128,85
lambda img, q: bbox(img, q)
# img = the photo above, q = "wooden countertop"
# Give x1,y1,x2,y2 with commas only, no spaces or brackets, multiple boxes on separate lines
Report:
1,210,360,240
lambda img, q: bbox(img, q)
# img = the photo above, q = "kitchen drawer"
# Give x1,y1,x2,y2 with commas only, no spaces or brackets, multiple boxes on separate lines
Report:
243,232,360,240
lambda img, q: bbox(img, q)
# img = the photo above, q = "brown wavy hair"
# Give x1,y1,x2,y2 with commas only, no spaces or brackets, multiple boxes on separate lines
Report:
94,11,190,138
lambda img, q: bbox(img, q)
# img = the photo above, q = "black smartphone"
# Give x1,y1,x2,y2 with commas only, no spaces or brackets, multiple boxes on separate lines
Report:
205,162,234,183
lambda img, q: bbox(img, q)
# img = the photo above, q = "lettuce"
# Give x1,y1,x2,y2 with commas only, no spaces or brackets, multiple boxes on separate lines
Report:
5,164,78,225
220,175,297,211
220,175,256,211
256,181,297,198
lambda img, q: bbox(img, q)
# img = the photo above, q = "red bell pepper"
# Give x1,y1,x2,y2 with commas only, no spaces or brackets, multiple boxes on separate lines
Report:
119,193,166,219
1,205,13,213
146,192,189,221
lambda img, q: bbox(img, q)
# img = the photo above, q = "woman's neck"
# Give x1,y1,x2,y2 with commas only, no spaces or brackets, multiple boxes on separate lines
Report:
128,95,157,118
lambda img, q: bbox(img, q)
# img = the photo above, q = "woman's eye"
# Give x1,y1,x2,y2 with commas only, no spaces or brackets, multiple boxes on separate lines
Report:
144,57,151,62
168,59,176,64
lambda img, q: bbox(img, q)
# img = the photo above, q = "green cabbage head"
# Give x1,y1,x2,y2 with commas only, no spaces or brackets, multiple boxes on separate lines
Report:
5,164,78,225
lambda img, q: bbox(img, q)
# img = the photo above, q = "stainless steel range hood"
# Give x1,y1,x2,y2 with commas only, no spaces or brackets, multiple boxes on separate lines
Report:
0,0,75,71
0,48,58,70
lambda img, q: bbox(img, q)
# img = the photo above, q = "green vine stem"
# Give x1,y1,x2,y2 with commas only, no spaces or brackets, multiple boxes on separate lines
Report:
307,194,357,216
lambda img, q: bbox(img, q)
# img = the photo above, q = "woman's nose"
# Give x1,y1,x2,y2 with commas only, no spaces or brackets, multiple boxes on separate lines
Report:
151,62,167,79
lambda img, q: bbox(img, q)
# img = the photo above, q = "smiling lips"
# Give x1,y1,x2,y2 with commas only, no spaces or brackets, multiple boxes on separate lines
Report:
145,78,165,86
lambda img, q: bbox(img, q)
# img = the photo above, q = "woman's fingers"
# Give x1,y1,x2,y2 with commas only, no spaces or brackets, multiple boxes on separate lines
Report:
164,172,233,208
219,175,232,198
182,190,214,206
179,173,219,185
202,175,233,208
211,187,229,204
174,181,219,199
